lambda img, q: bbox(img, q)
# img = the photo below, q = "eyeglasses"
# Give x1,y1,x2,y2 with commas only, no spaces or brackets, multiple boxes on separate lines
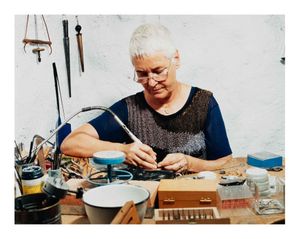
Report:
133,59,173,84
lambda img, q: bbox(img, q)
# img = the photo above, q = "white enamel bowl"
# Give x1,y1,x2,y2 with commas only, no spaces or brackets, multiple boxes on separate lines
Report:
83,184,150,224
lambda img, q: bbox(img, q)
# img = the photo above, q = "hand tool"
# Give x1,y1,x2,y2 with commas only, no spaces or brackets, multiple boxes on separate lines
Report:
30,106,141,164
75,16,84,72
52,62,71,168
62,18,71,97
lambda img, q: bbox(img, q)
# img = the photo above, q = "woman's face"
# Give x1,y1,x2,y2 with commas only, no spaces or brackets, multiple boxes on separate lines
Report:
132,52,178,100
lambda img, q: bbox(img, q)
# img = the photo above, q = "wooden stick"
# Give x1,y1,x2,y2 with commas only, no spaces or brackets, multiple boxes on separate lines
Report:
111,201,141,224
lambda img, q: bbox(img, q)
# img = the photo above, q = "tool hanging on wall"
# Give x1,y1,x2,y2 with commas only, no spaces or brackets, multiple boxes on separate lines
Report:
75,16,85,72
23,15,52,62
62,17,71,97
52,62,71,169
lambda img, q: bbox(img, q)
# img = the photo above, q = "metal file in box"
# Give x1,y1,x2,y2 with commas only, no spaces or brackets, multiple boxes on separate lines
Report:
158,179,217,208
247,151,283,168
154,207,230,224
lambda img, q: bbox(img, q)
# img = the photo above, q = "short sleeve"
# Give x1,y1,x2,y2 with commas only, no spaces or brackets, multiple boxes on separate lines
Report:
204,96,232,160
88,99,131,143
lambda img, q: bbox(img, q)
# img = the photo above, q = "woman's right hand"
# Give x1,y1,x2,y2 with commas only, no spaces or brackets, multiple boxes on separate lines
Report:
123,142,157,169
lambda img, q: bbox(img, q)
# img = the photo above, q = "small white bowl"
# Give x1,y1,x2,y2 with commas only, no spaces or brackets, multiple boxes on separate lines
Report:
83,184,150,224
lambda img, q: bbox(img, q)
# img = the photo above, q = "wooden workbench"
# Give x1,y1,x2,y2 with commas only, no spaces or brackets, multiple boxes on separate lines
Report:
61,157,285,224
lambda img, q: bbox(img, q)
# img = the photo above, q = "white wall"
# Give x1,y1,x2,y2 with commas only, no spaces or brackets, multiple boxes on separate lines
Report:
15,15,285,157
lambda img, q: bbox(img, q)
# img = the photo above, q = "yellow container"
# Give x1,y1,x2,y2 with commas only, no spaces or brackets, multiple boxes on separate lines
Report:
21,166,44,195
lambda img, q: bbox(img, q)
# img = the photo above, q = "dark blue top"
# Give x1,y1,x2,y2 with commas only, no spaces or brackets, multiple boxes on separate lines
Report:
89,87,232,160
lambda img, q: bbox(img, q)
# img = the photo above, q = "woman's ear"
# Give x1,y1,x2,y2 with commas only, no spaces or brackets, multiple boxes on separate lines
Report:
173,50,180,69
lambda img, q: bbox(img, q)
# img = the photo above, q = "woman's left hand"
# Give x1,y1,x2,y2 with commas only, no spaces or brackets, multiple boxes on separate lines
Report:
157,153,188,173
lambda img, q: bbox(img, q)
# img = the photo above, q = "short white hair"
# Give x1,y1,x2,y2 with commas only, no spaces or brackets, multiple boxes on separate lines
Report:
129,23,176,60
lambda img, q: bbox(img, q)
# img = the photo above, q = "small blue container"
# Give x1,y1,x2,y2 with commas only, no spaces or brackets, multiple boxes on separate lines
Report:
247,151,283,168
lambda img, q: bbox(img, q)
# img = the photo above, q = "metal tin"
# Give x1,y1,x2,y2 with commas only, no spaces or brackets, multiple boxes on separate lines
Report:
15,193,61,224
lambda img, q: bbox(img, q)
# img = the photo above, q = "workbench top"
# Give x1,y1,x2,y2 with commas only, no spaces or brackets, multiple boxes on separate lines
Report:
61,157,285,224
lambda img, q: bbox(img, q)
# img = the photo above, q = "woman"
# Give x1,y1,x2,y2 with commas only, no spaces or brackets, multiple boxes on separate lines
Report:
61,23,232,173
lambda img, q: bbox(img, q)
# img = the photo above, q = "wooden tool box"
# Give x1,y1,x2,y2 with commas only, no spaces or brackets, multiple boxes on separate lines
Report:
158,179,217,208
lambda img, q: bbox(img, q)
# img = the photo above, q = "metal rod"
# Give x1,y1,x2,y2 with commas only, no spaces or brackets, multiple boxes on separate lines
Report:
63,19,71,97
52,63,61,118
30,109,82,162
30,106,142,163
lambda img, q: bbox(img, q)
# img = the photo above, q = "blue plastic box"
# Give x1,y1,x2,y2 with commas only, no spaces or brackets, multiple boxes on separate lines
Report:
247,151,283,168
